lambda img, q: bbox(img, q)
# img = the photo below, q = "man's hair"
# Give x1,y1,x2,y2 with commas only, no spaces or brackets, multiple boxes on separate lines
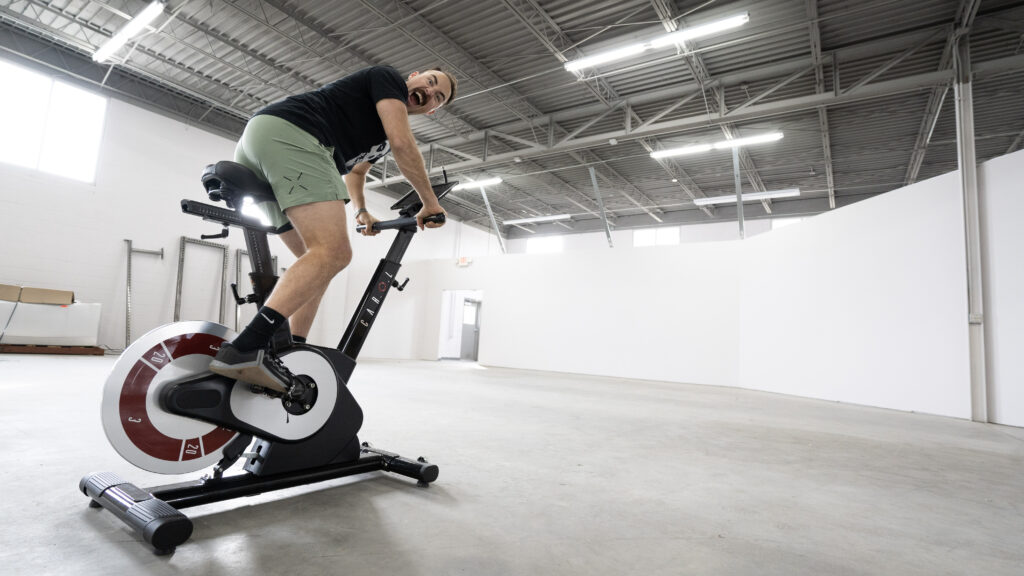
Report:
427,67,457,106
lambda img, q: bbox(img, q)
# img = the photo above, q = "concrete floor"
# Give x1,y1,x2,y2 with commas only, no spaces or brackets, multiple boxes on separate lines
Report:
1,353,1022,575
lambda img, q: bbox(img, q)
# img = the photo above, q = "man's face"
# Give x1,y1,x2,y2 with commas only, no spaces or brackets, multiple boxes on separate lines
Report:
405,71,452,115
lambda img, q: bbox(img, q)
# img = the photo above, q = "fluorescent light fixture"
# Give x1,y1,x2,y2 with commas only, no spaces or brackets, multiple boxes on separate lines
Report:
650,132,783,159
503,214,572,226
712,132,784,149
92,1,165,63
564,44,648,72
564,12,750,71
693,188,800,206
649,13,750,48
650,144,713,159
452,177,503,190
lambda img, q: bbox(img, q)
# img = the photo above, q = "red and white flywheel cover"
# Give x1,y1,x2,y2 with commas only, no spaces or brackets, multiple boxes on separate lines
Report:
101,321,240,474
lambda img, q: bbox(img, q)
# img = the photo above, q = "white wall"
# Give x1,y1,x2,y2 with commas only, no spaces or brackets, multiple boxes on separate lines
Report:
354,242,742,387
507,219,772,253
351,158,1024,422
0,97,261,349
979,150,1024,426
739,171,971,418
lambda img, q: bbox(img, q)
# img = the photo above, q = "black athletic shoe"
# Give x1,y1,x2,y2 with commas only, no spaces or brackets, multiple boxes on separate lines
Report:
208,343,294,393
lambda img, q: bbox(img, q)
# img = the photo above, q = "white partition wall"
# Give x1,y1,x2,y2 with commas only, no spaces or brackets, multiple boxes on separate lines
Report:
356,242,743,388
738,172,971,418
349,151,1024,423
979,150,1024,426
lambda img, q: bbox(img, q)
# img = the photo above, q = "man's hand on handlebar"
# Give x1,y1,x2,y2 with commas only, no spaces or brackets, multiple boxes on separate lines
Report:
355,209,381,236
416,202,447,231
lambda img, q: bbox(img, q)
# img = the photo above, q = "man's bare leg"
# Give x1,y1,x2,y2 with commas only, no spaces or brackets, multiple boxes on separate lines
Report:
263,201,352,318
278,228,328,340
210,200,351,390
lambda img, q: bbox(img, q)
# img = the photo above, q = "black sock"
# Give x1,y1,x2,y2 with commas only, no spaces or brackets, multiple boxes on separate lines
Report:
292,335,307,344
232,306,287,352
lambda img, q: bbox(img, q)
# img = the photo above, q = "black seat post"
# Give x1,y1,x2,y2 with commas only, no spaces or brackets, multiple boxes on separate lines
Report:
243,227,277,307
198,161,282,308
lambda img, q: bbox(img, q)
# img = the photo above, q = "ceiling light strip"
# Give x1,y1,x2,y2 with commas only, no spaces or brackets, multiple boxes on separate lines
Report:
651,132,784,159
564,12,749,72
503,214,572,226
93,1,165,63
693,188,801,206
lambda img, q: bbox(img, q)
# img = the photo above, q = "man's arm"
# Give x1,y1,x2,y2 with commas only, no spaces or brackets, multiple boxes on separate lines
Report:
346,162,380,236
375,98,446,229
346,161,371,212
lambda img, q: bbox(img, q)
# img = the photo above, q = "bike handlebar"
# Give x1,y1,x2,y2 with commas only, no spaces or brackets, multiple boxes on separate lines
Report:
356,213,446,233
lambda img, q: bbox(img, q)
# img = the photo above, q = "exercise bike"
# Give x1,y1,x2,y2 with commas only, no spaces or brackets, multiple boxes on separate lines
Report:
80,160,455,554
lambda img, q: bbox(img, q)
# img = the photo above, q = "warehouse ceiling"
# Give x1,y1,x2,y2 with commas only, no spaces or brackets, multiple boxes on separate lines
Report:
2,0,1023,238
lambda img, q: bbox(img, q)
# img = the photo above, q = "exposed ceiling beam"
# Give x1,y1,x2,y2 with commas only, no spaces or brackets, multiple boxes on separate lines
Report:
499,0,713,220
807,0,836,210
0,20,245,137
371,52,1024,180
252,0,474,140
250,0,584,223
1,0,265,114
353,0,662,224
427,21,960,154
1007,128,1024,155
904,0,982,185
649,0,774,214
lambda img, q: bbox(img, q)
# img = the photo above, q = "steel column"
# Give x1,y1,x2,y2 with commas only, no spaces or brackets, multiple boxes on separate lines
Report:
1005,129,1024,154
477,186,506,254
953,36,987,422
733,149,745,239
808,0,836,209
588,167,614,248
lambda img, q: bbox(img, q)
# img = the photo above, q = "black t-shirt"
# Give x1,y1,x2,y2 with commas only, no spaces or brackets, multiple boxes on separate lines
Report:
254,66,408,174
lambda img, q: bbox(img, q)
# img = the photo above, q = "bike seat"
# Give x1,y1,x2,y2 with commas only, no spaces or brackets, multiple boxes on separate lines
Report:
201,161,276,209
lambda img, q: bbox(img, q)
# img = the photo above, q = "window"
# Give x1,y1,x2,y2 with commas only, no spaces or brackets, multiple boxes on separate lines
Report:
0,59,107,182
772,217,805,230
633,226,680,247
526,235,564,254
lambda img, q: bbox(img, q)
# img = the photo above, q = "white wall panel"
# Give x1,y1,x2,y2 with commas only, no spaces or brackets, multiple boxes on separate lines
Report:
355,242,742,387
739,171,971,418
979,149,1024,426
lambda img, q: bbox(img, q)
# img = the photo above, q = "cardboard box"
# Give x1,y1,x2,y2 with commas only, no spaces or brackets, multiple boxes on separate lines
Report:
0,302,101,346
0,284,20,302
19,287,75,305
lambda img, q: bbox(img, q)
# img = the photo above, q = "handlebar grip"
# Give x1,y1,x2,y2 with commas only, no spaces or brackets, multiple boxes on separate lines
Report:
356,213,447,233
424,213,446,226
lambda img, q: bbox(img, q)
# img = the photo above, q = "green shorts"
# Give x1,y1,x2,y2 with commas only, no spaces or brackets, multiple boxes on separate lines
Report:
233,114,349,228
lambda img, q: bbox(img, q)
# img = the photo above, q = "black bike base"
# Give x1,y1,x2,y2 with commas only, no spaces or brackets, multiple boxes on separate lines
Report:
81,445,437,554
